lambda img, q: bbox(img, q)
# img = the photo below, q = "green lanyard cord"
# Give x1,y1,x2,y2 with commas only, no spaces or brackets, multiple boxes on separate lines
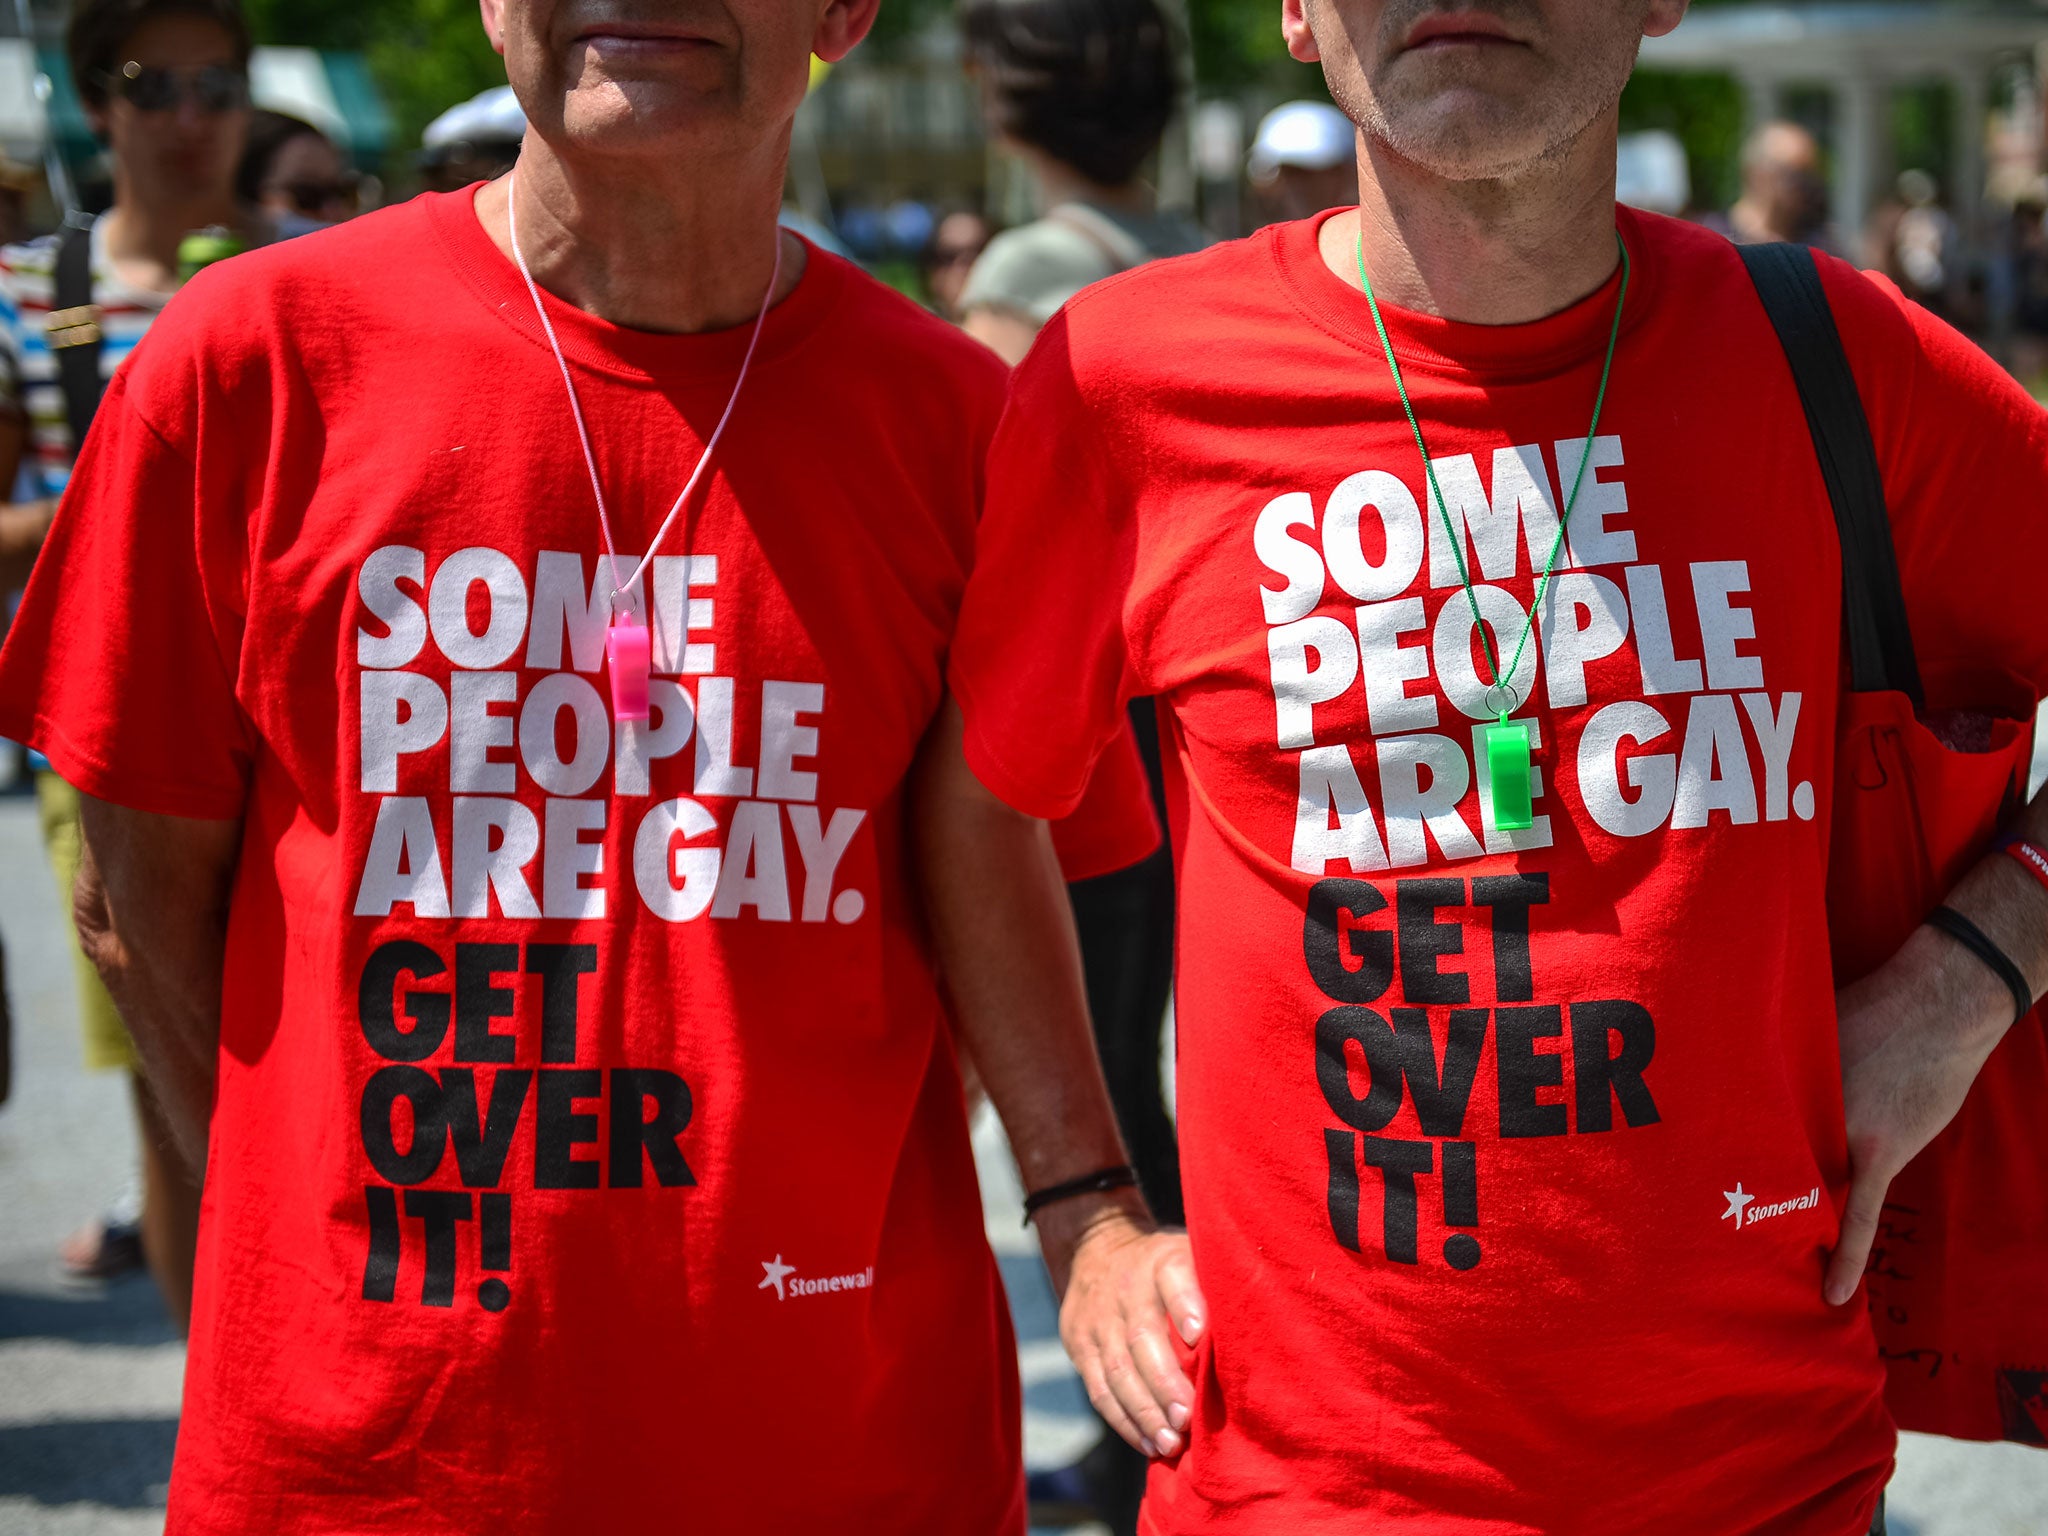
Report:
1355,231,1631,714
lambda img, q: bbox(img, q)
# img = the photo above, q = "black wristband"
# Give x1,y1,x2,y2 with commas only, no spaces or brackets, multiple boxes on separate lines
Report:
1924,905,2034,1026
1021,1164,1138,1227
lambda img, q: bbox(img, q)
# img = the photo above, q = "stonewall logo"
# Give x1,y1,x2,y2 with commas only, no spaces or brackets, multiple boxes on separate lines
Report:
757,1255,876,1301
1722,1182,1820,1232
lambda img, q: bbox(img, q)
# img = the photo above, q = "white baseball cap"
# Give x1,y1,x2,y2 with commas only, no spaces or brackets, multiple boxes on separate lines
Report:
422,85,528,150
1248,101,1357,181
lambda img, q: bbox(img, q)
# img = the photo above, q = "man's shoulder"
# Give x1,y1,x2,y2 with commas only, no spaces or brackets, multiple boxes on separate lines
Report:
820,246,1008,401
1788,231,2033,434
1027,226,1282,399
179,196,439,316
1622,206,1925,362
115,199,443,434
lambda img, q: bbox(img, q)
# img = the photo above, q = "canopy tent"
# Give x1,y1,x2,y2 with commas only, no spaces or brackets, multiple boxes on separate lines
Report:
1639,2,2048,240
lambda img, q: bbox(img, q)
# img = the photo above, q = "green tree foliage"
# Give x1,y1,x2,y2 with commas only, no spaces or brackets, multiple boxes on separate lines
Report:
242,0,506,160
844,0,1316,93
1183,0,1313,92
861,0,953,55
1620,70,1745,212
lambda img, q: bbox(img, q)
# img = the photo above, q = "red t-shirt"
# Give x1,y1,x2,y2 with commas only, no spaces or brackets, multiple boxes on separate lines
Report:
949,206,2048,1534
0,188,1089,1533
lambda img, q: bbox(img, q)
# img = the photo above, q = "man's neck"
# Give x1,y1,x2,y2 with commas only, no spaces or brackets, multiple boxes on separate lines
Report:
101,179,241,293
474,132,804,334
1320,120,1622,326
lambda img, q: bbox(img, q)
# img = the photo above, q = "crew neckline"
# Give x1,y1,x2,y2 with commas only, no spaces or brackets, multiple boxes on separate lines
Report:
1270,203,1661,380
425,181,849,384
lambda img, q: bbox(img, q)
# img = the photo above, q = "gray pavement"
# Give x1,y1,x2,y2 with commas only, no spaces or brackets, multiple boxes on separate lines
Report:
4,786,2048,1534
0,794,183,1536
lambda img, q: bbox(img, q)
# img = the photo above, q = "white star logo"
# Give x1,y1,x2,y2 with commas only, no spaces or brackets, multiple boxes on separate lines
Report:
1722,1184,1754,1229
759,1255,795,1300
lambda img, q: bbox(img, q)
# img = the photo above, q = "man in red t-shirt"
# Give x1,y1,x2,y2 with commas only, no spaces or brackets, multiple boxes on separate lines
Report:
0,0,1159,1530
934,0,2048,1531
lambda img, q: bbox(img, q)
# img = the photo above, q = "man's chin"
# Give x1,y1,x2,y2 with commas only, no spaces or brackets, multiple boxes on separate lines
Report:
553,78,748,150
1374,96,1576,181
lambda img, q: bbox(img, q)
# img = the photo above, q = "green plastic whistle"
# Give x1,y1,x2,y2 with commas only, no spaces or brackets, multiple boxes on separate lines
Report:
1483,715,1534,831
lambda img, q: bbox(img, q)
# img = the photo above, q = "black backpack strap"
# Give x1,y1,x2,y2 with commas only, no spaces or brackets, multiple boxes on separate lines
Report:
1737,241,1923,708
48,219,107,455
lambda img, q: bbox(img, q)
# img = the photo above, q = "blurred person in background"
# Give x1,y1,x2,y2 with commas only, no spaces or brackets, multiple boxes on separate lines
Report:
957,1,1204,1528
1874,169,1960,324
0,0,259,1328
237,110,359,237
2004,191,2048,380
923,208,992,320
1717,118,1840,253
0,157,38,249
1246,100,1358,226
957,0,1207,365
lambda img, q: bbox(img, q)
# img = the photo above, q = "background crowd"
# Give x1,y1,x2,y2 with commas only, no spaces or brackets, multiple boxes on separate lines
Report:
2,0,2048,1532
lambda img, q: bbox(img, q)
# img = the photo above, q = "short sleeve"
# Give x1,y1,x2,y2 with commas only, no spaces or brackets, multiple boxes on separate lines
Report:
1831,264,2048,711
949,314,1139,820
1050,722,1160,880
0,369,251,817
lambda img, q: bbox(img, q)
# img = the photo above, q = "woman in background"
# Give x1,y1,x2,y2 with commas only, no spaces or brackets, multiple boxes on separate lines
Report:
236,109,358,237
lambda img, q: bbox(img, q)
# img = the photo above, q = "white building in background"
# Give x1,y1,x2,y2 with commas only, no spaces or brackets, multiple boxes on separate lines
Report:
1640,1,2048,242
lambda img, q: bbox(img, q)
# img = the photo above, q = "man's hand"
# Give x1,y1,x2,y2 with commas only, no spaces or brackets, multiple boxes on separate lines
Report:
1825,789,2048,1305
1826,924,2010,1303
1050,1198,1205,1459
911,700,1203,1448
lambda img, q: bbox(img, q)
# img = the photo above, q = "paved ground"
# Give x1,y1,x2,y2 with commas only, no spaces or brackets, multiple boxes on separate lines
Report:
4,768,2048,1535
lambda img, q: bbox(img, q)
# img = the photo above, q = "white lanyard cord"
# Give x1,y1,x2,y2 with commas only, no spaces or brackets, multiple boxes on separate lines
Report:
505,170,783,610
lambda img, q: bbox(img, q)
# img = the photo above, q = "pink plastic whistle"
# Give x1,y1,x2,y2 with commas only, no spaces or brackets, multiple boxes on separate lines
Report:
607,616,651,721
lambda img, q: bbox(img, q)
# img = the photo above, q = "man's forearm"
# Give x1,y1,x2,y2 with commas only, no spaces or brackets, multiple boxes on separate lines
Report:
1826,779,2048,1302
914,705,1146,1285
1897,782,2048,1080
1940,784,2048,1009
74,796,240,1169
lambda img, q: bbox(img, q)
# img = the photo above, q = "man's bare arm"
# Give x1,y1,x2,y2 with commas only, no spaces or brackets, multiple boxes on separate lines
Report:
960,305,1040,367
74,795,241,1169
0,411,55,593
914,700,1204,1457
1828,780,2048,1303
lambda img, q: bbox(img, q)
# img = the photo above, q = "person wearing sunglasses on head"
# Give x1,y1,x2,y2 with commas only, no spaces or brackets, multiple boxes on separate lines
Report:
237,110,363,239
0,0,263,1329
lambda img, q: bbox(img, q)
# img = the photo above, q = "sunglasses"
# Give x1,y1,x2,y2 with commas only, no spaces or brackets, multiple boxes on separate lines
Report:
97,62,250,115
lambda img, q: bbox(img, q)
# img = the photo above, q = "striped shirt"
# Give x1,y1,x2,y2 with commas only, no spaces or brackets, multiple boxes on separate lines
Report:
0,218,169,497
